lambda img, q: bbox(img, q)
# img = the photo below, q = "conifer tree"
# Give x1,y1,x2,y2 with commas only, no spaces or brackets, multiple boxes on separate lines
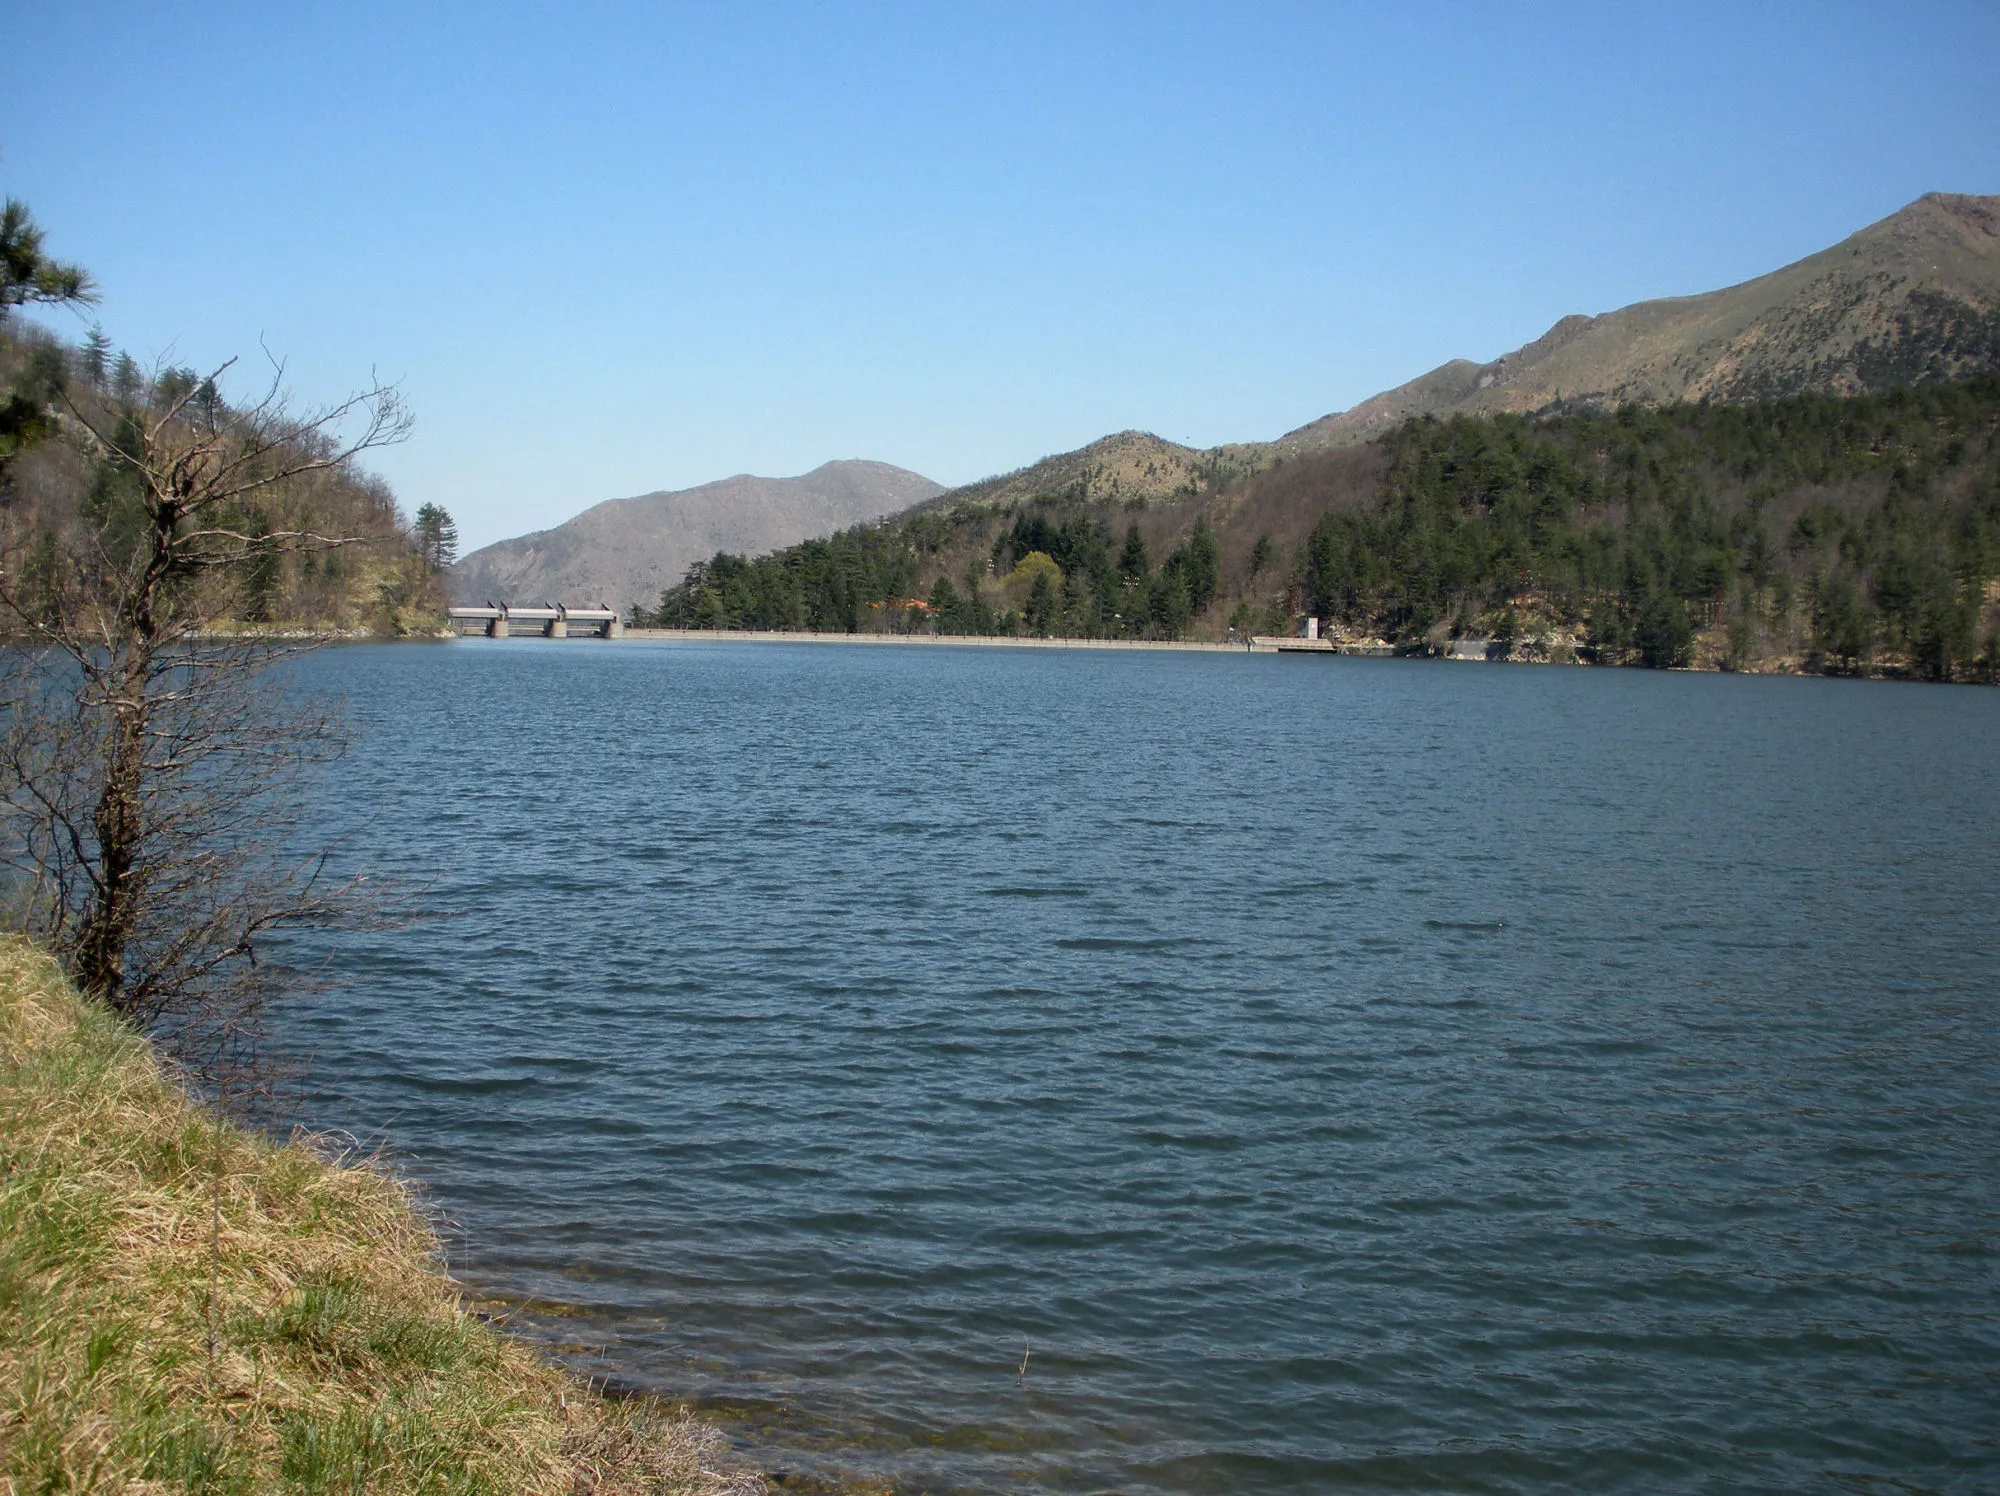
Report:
80,325,111,388
414,503,459,572
1119,522,1148,583
0,200,97,490
1182,516,1220,611
111,351,142,405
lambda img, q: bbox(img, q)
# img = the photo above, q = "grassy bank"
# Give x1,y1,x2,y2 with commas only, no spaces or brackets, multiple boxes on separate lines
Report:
0,938,761,1495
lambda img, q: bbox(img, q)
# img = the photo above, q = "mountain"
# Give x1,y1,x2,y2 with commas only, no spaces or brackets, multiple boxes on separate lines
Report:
1281,192,2000,448
450,460,943,613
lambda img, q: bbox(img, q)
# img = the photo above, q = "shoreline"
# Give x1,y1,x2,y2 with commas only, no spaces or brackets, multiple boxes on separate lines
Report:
621,626,1254,652
95,622,1991,684
515,627,1995,682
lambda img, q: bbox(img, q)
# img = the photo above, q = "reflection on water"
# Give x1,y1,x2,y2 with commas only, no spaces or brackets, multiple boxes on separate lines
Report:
277,641,2000,1494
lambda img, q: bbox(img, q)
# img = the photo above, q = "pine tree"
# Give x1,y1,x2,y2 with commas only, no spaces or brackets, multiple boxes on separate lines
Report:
194,377,224,428
0,201,98,490
81,326,111,388
414,503,458,572
111,352,142,405
1149,567,1192,638
1119,522,1149,583
1182,516,1220,611
0,198,97,318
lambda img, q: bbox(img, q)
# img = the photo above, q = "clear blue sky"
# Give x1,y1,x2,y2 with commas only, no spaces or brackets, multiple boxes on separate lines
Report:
6,2,1998,550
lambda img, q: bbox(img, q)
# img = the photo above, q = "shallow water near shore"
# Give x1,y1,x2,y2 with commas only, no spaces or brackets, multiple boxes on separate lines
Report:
274,640,2000,1494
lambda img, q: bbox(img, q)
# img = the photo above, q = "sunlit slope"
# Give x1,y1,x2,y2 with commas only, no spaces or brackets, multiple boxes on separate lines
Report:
929,429,1268,511
1284,192,2000,448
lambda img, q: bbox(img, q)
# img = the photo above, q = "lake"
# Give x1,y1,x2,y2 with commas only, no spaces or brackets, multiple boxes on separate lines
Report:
275,640,2000,1494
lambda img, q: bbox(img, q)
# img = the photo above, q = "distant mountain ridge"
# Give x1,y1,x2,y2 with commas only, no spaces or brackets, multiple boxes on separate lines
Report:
1280,192,2000,449
456,193,1997,609
450,460,942,613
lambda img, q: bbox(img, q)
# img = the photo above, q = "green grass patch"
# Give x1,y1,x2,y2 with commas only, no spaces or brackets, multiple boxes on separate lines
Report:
0,937,760,1495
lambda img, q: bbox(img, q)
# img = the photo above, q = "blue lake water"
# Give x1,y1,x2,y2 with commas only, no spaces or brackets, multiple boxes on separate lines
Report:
276,640,2000,1494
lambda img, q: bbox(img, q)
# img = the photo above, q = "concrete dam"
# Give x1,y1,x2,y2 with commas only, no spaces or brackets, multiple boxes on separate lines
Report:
446,604,623,639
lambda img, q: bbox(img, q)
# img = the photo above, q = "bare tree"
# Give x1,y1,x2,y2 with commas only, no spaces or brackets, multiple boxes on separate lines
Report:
0,352,410,1047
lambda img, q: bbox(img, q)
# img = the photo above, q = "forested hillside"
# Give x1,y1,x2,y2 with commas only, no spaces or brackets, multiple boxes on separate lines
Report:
1298,380,2000,675
0,323,441,633
636,378,2000,682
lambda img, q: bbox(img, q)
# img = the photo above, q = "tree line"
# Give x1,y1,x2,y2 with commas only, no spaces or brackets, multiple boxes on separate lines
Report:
638,507,1223,640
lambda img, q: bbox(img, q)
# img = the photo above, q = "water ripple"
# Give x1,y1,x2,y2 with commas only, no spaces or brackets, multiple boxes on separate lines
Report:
273,643,2000,1494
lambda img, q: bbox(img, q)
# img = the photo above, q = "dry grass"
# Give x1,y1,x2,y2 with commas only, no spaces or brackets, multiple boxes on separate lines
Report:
0,937,763,1496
